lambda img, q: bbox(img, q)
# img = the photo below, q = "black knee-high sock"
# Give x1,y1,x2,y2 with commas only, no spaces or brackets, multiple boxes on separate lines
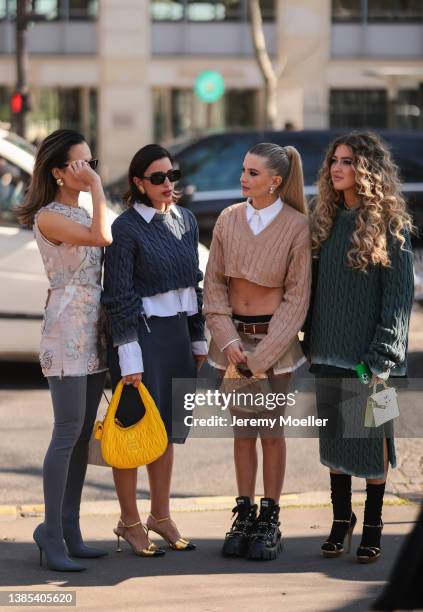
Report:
363,482,385,526
330,473,352,520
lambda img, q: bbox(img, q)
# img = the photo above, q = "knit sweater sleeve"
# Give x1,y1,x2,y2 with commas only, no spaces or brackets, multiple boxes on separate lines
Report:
247,222,312,375
101,218,142,347
186,212,206,342
203,213,241,350
364,230,414,374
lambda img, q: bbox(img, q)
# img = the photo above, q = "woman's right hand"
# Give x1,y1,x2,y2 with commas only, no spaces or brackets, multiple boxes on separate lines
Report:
69,159,100,187
122,373,142,387
223,342,246,366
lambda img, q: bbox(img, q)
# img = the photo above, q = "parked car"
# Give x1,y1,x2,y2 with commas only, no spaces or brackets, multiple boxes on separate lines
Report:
105,129,423,301
0,128,209,361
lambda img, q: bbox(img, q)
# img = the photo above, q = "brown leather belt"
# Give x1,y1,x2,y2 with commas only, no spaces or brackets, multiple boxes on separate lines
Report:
236,321,269,335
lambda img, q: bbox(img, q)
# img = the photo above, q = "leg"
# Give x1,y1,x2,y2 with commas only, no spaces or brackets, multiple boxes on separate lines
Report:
34,376,87,571
234,437,258,500
112,466,153,552
62,371,107,557
146,444,195,550
321,470,357,558
357,440,388,563
261,436,286,501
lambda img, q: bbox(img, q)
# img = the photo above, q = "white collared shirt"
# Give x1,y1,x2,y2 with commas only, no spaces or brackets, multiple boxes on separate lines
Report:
245,197,283,235
118,202,207,375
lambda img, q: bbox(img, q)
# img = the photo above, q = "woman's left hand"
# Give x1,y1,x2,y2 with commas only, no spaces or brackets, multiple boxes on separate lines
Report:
193,354,207,371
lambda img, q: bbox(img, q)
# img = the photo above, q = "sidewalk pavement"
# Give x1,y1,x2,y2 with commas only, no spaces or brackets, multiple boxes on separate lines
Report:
0,493,420,612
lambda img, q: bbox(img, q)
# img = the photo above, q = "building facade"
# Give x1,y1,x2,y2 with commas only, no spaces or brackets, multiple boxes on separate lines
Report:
0,0,422,181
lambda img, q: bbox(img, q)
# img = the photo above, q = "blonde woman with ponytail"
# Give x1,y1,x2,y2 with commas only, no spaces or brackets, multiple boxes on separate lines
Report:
204,142,311,561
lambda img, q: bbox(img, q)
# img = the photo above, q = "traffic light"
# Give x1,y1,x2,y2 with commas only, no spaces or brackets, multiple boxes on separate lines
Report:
10,91,31,114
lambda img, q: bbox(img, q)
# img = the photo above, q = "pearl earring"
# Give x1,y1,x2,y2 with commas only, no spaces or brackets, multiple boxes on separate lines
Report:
269,186,275,194
56,178,64,187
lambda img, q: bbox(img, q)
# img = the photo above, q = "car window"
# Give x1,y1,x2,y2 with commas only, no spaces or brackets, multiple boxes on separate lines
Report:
0,156,30,226
384,135,423,184
176,135,259,192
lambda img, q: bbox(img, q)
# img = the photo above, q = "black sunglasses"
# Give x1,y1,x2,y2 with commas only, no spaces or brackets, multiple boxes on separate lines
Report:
60,159,99,171
142,169,181,185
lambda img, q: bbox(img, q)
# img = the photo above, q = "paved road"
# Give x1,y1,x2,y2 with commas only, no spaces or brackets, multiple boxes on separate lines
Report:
0,306,422,506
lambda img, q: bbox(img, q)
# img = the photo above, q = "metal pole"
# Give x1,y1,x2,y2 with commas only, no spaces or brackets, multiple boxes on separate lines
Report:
15,0,29,137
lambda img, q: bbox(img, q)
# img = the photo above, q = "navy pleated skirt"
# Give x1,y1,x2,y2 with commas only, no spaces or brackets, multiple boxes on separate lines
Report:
108,313,197,444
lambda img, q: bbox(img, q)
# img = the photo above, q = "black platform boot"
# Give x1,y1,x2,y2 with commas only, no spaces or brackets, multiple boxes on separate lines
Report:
246,498,282,561
222,496,258,558
322,473,357,558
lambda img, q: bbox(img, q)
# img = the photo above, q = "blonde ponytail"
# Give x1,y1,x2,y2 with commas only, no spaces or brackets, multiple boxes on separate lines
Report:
248,142,308,216
280,146,307,215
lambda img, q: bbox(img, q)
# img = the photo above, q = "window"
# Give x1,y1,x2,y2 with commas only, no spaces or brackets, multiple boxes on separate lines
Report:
330,89,388,129
0,157,30,226
0,0,98,20
331,0,362,22
368,0,423,22
151,0,273,22
225,90,257,128
151,0,184,21
177,135,255,191
396,89,422,130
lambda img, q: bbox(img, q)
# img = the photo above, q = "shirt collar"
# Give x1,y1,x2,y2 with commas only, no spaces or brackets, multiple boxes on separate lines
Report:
246,197,283,223
134,202,181,223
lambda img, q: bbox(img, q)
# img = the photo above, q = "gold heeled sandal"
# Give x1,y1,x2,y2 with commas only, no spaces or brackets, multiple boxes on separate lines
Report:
113,519,165,557
147,514,196,551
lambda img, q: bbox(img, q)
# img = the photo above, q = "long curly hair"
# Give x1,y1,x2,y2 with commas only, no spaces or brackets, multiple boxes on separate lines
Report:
311,132,413,271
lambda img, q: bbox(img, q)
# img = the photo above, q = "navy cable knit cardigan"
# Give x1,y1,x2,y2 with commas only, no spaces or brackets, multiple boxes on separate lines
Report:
101,205,205,347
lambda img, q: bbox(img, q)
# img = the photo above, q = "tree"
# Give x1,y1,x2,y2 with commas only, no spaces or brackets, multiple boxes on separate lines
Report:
248,0,286,129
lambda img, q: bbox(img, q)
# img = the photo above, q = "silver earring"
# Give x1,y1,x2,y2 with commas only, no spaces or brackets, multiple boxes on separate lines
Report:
56,178,64,187
269,186,275,194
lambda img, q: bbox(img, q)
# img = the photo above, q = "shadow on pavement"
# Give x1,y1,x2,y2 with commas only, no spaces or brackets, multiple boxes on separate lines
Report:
0,533,411,588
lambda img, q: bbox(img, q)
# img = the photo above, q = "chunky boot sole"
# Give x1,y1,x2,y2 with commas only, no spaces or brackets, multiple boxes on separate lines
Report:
246,537,283,561
221,537,249,557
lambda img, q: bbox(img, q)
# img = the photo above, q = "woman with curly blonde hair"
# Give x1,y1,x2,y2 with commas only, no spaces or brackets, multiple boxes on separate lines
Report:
304,132,414,564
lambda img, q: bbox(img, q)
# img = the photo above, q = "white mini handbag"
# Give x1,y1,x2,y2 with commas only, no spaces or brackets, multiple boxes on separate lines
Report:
364,381,399,428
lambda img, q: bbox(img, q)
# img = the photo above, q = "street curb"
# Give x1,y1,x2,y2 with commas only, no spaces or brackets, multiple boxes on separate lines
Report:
0,491,415,520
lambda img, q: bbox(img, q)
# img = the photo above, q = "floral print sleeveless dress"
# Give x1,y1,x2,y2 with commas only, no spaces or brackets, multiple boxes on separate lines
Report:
33,202,107,377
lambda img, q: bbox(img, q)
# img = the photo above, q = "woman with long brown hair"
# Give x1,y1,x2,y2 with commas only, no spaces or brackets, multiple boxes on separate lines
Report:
204,143,311,560
305,131,414,563
17,129,112,571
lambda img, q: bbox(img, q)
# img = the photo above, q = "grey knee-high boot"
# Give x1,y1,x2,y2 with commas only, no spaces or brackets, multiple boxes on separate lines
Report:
62,372,107,558
34,376,87,571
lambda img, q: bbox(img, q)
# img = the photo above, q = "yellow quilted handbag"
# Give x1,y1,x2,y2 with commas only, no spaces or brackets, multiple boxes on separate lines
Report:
94,379,168,469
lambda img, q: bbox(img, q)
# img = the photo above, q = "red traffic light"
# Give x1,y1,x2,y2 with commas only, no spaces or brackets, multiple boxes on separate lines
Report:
10,92,23,114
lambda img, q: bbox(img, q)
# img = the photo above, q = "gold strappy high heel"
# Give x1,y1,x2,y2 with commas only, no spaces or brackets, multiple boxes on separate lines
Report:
146,514,196,551
113,519,165,557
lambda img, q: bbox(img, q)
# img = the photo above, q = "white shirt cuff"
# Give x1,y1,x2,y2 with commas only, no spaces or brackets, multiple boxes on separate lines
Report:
118,341,144,375
220,338,239,351
191,341,208,356
370,367,390,381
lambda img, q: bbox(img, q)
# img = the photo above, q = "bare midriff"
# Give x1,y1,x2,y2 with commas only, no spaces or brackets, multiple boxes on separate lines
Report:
228,277,282,316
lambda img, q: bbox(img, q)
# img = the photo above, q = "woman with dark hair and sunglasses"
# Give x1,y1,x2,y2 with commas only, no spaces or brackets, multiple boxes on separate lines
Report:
102,144,207,556
16,129,112,571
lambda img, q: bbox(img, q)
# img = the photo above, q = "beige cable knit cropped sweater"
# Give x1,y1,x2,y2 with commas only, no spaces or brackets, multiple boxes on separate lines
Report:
203,201,312,375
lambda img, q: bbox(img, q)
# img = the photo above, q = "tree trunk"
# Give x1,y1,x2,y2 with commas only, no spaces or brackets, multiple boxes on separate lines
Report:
248,0,280,129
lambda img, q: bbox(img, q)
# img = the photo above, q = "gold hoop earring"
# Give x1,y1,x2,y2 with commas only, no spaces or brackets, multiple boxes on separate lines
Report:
56,178,64,187
138,184,145,195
